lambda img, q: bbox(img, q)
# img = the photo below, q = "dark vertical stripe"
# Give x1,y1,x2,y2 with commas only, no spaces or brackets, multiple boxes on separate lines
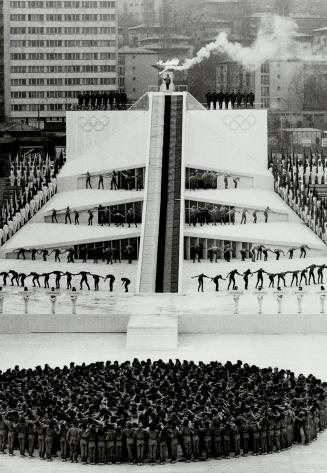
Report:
155,95,171,292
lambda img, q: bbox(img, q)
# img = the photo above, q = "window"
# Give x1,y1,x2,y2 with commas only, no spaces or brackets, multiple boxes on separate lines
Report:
98,14,115,21
47,78,63,85
11,27,27,34
11,91,27,98
10,40,27,47
64,14,80,21
46,53,62,60
28,65,45,73
11,78,27,85
29,91,45,98
261,86,269,96
29,52,44,59
11,1,26,7
10,14,26,20
46,65,63,73
47,27,62,34
28,39,44,47
65,78,80,85
46,1,62,6
28,1,44,7
100,78,116,85
81,14,98,21
28,27,44,34
261,97,270,108
261,75,270,85
27,14,44,20
47,91,64,98
11,53,26,60
46,14,62,20
261,63,270,73
46,40,62,47
29,78,45,85
99,1,115,6
11,66,27,73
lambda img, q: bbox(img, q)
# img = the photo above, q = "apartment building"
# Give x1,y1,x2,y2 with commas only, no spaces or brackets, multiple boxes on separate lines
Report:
4,0,118,128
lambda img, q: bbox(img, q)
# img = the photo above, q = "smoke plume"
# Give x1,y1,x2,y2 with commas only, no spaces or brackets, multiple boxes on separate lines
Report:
158,14,322,73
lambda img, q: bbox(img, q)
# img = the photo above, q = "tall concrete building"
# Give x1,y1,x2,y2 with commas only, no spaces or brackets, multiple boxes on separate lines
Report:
4,0,118,129
0,0,5,121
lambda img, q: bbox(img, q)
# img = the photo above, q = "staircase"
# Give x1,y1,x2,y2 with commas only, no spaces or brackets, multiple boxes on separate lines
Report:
156,95,183,293
137,95,166,293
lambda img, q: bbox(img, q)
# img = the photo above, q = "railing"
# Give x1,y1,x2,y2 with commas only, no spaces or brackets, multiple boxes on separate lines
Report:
0,289,325,316
148,85,189,92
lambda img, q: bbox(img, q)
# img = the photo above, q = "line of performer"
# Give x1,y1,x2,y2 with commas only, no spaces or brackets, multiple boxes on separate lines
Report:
0,270,131,292
192,262,326,292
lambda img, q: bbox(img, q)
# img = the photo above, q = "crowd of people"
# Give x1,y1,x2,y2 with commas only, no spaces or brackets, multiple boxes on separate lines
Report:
187,205,271,226
14,244,136,265
192,244,309,265
84,170,143,192
0,360,325,465
77,91,128,111
272,153,327,243
0,268,131,292
205,90,255,110
192,261,325,292
51,206,140,228
0,153,64,245
187,170,240,190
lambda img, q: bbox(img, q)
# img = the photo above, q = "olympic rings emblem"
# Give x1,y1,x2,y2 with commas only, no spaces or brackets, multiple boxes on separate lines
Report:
78,115,110,132
222,114,256,131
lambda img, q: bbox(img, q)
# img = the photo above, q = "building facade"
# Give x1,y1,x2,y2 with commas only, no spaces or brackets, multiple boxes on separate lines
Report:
0,0,5,121
4,0,118,128
118,47,159,101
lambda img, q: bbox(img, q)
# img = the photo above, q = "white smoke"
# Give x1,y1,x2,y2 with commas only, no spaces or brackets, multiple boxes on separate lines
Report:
157,14,324,73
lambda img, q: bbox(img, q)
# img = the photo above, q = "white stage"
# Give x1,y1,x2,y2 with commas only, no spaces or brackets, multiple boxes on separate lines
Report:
39,189,144,215
0,223,141,252
184,189,295,218
185,222,326,250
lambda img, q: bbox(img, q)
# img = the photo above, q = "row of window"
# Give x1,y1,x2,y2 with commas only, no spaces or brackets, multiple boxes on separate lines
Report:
12,104,67,111
11,77,116,85
10,39,116,47
11,13,116,21
11,1,115,8
10,26,116,34
11,64,116,73
11,52,115,60
12,90,115,98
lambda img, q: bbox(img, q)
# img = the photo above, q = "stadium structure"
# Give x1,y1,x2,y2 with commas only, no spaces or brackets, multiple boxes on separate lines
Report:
0,91,326,347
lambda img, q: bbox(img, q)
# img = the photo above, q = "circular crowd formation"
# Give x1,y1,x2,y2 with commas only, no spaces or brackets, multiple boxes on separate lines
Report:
0,359,326,465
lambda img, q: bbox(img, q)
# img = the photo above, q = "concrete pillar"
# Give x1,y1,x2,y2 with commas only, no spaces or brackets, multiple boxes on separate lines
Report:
235,242,242,260
203,238,208,259
186,236,191,260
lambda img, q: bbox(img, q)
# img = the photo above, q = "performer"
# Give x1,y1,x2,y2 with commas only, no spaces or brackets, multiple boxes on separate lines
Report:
91,273,103,291
192,274,210,292
121,277,131,292
76,271,91,290
16,248,26,260
86,171,92,189
253,268,267,289
28,271,41,287
8,270,19,286
50,270,64,289
104,274,115,292
300,245,309,258
50,248,62,263
243,269,253,290
211,274,226,292
226,269,242,290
